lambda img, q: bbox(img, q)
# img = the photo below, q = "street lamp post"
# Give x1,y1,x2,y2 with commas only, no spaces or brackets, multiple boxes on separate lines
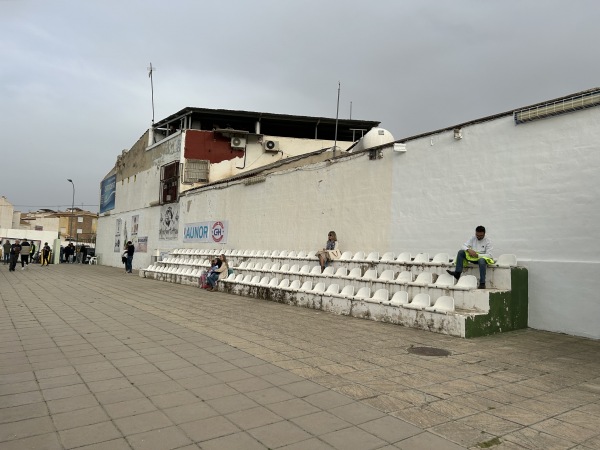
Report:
67,179,75,243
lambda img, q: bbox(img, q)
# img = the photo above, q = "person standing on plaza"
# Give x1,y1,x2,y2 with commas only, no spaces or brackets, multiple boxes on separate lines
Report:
41,242,52,267
9,240,21,272
124,241,135,273
80,244,88,264
2,240,10,264
20,238,31,269
29,241,37,263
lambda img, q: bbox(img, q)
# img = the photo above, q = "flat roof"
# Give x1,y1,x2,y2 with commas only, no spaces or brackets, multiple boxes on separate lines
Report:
154,107,380,142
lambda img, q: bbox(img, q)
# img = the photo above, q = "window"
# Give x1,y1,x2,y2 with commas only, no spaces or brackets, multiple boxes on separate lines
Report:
161,161,180,204
76,229,83,234
78,217,83,223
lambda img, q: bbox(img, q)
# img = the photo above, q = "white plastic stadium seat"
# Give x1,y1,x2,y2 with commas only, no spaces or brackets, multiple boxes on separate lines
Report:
425,296,455,314
310,282,326,294
389,291,409,307
404,293,431,310
380,252,395,262
323,284,340,296
371,289,389,304
354,287,371,301
395,271,414,284
496,254,517,267
428,253,450,265
455,275,478,290
396,252,412,263
365,252,380,262
362,269,378,281
411,272,433,286
298,281,313,292
433,273,456,288
339,251,353,262
413,253,429,264
338,285,355,299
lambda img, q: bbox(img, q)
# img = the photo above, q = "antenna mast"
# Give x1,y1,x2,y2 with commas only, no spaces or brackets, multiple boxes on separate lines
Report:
148,63,156,124
333,81,340,158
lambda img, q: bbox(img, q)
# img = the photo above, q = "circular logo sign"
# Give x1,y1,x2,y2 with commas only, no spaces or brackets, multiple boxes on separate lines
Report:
212,221,225,243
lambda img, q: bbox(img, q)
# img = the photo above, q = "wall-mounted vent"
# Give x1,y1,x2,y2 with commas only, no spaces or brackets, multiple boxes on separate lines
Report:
231,136,246,148
263,140,279,152
514,90,600,124
183,159,209,183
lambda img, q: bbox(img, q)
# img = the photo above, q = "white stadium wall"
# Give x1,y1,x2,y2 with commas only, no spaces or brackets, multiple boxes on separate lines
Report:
97,106,600,339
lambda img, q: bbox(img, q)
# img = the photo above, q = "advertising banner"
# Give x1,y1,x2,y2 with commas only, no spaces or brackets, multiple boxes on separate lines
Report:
183,221,228,244
159,204,179,240
100,175,116,213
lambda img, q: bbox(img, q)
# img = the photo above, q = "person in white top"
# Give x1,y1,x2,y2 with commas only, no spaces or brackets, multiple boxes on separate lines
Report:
447,226,493,289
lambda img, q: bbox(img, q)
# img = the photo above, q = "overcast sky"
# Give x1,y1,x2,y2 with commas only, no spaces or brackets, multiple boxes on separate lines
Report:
2,0,599,213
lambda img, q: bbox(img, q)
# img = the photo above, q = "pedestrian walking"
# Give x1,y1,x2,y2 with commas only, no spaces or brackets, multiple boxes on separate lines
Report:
20,238,31,269
41,243,52,266
2,240,10,264
9,240,21,272
124,241,134,273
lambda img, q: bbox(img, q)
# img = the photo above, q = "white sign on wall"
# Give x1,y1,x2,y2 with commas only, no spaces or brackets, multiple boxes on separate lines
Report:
159,204,179,240
183,221,228,243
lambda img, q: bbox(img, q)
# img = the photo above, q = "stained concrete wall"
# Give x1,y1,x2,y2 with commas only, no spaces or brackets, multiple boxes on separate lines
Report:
97,106,600,339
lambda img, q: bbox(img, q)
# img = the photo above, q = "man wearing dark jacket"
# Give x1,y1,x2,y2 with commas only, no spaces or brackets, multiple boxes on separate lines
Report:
125,241,135,273
9,240,21,272
20,239,31,269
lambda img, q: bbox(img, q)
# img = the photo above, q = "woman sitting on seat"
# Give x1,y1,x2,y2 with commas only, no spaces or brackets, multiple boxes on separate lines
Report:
206,254,229,291
316,231,340,272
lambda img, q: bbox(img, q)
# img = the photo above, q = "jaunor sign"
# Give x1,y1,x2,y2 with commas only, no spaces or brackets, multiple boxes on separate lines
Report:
183,221,228,243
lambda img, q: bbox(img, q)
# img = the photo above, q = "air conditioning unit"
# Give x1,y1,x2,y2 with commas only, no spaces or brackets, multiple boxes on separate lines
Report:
263,140,280,152
230,136,246,148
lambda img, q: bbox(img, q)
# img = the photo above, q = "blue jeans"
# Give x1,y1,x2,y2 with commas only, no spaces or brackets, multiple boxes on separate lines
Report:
207,272,219,288
125,255,133,273
455,250,487,284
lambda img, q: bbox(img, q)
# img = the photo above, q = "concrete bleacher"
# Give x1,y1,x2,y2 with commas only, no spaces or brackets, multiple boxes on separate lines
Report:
140,249,528,338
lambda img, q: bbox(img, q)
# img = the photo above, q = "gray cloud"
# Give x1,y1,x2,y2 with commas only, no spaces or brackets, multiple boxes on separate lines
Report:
2,0,599,211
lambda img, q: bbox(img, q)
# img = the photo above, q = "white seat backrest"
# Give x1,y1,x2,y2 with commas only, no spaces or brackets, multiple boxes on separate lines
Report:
355,287,371,299
288,251,297,258
299,281,312,291
243,250,252,256
289,264,300,273
433,296,455,311
299,265,311,274
312,282,326,293
413,253,429,264
352,251,366,261
414,272,433,284
322,266,335,276
373,289,389,303
325,284,340,295
339,251,353,260
310,265,322,275
238,261,248,269
431,253,450,264
334,267,348,277
226,273,235,281
396,271,413,283
235,274,244,282
270,250,279,257
279,250,288,258
268,278,279,287
340,285,355,297
365,252,379,262
381,252,395,262
297,251,307,258
497,254,517,267
456,275,478,289
396,252,412,263
251,275,261,284
270,263,281,272
363,269,378,280
379,270,395,281
259,276,270,285
411,293,431,307
246,262,255,270
243,275,253,283
279,264,290,272
435,273,455,287
289,280,301,290
278,279,290,288
306,250,317,259
390,290,409,305
348,267,362,278
262,262,271,271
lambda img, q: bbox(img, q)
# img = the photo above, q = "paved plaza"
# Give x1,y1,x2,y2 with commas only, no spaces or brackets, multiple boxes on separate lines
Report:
1,264,599,450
